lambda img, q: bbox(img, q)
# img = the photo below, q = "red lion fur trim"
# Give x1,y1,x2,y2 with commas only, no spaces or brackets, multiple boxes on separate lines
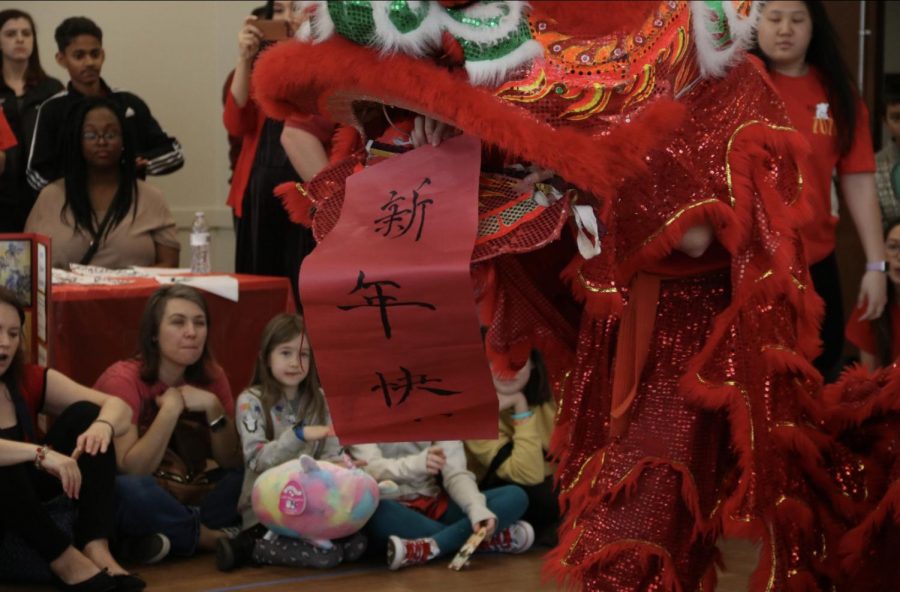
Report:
820,363,900,431
252,37,686,199
274,181,314,227
328,125,362,164
599,457,715,542
544,536,685,592
839,480,900,571
559,254,624,319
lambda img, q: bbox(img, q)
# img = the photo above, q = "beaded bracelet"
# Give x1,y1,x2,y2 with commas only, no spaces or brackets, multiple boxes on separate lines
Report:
34,445,49,470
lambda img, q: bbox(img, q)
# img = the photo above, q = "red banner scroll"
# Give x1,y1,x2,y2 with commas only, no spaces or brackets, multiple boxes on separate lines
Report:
299,135,497,444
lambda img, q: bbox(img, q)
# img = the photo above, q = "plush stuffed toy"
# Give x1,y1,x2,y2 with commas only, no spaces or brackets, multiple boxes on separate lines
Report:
252,455,380,546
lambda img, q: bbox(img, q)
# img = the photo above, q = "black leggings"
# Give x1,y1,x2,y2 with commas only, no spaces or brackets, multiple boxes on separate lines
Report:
809,252,845,382
484,474,559,538
0,401,116,561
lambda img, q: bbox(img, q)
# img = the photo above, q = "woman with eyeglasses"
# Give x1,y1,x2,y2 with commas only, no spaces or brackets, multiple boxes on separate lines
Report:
24,97,179,269
845,218,900,370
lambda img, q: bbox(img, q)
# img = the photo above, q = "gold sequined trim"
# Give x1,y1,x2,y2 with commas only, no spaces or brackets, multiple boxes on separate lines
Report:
695,373,755,450
755,269,807,292
761,344,799,356
726,120,801,208
640,198,722,250
577,269,619,294
766,522,777,592
588,448,609,489
696,372,757,523
554,370,573,418
560,449,604,495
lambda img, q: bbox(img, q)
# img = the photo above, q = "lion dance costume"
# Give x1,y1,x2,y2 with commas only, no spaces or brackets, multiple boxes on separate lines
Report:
252,1,900,589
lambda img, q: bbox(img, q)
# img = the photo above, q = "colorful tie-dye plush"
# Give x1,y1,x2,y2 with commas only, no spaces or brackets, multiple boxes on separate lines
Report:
252,455,379,544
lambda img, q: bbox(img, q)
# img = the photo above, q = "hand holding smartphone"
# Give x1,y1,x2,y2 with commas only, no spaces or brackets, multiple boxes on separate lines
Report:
255,19,292,41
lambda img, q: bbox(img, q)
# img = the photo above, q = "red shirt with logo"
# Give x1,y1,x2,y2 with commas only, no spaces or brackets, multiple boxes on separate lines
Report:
770,67,876,264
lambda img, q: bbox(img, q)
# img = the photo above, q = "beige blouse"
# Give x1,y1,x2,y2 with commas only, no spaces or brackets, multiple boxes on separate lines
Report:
25,179,179,269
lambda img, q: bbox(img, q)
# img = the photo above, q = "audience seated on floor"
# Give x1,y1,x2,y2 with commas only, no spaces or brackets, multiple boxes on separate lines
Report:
0,286,145,591
465,350,560,547
349,439,534,570
94,284,243,564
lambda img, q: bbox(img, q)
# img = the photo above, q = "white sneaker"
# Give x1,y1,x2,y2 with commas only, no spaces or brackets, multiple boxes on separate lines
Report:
123,532,171,565
386,534,439,570
478,520,535,554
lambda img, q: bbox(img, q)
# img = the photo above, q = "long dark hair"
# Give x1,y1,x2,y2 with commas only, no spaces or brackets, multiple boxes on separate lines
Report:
874,218,900,367
61,97,137,241
751,0,858,155
249,314,326,437
137,285,215,385
0,286,36,440
522,350,551,407
0,9,48,87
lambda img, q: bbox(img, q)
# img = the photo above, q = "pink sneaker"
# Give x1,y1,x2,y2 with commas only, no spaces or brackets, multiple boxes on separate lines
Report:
478,520,535,554
387,535,439,570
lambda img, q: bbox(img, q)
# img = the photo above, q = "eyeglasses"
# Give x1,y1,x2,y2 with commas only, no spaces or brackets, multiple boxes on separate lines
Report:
886,242,900,256
82,131,121,143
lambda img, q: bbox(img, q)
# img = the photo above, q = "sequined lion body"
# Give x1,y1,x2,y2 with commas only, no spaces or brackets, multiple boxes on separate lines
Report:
251,1,900,589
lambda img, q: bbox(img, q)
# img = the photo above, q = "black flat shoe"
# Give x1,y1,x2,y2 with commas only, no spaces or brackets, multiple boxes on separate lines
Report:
53,568,116,592
112,573,146,591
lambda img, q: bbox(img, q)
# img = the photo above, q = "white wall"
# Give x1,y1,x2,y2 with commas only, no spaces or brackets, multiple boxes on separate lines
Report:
2,0,260,271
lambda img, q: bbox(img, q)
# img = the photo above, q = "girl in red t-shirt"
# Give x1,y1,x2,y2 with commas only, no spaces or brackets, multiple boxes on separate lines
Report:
752,1,885,380
846,218,900,370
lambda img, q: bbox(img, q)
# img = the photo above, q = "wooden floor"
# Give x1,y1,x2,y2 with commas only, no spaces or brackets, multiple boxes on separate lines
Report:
1,539,759,591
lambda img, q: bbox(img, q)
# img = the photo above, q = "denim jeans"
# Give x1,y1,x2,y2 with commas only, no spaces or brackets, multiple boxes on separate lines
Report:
114,468,242,556
364,485,528,557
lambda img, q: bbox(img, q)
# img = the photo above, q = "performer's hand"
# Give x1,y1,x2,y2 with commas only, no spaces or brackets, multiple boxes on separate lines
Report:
238,17,263,61
411,115,459,148
857,270,887,321
512,168,555,194
676,223,714,258
425,445,446,474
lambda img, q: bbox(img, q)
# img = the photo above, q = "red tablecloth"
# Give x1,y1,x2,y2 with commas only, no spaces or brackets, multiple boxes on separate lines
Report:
51,274,294,397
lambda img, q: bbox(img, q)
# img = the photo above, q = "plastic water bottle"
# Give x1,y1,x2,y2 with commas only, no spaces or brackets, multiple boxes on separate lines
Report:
190,212,211,273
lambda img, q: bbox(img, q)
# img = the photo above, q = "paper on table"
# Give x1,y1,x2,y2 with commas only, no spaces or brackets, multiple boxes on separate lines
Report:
154,275,239,302
132,266,192,276
52,268,132,285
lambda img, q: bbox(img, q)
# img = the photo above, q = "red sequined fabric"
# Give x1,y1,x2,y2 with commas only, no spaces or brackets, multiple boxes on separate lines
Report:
536,24,851,592
252,1,900,588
